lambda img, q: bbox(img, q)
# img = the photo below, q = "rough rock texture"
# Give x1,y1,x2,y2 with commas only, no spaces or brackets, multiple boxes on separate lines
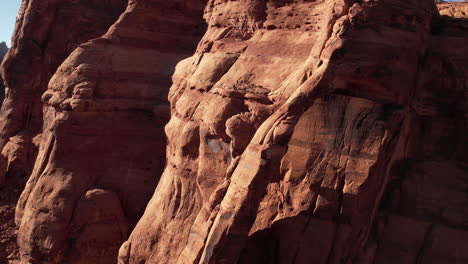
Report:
438,1,468,18
120,1,468,264
14,0,207,263
0,0,127,186
373,4,468,263
0,43,19,264
0,0,127,263
0,0,467,263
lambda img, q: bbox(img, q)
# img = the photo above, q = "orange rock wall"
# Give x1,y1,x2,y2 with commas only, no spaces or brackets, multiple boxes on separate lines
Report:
0,0,467,263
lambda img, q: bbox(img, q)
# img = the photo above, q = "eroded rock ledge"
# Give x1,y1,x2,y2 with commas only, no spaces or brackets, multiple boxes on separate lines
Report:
0,0,467,263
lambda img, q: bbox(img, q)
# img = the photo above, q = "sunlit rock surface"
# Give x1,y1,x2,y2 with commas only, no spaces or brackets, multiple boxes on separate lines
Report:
0,0,467,263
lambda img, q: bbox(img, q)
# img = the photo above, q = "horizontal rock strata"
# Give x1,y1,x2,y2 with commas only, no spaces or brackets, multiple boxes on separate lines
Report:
13,0,207,263
0,0,466,263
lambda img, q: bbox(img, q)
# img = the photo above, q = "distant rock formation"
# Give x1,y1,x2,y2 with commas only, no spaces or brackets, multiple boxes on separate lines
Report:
438,1,468,18
0,41,7,104
0,41,7,58
0,0,467,264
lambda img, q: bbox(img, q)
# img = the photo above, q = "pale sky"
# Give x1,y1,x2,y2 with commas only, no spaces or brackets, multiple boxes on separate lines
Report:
0,0,21,47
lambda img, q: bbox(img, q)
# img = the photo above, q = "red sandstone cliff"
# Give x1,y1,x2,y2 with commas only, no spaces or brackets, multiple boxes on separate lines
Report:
0,0,467,264
0,0,127,186
0,0,127,262
15,1,207,262
121,1,468,263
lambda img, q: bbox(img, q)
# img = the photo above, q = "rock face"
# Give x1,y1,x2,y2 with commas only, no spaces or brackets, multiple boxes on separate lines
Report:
0,0,467,263
120,1,468,263
12,0,207,263
373,5,468,263
0,0,128,186
0,0,127,262
438,1,468,18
